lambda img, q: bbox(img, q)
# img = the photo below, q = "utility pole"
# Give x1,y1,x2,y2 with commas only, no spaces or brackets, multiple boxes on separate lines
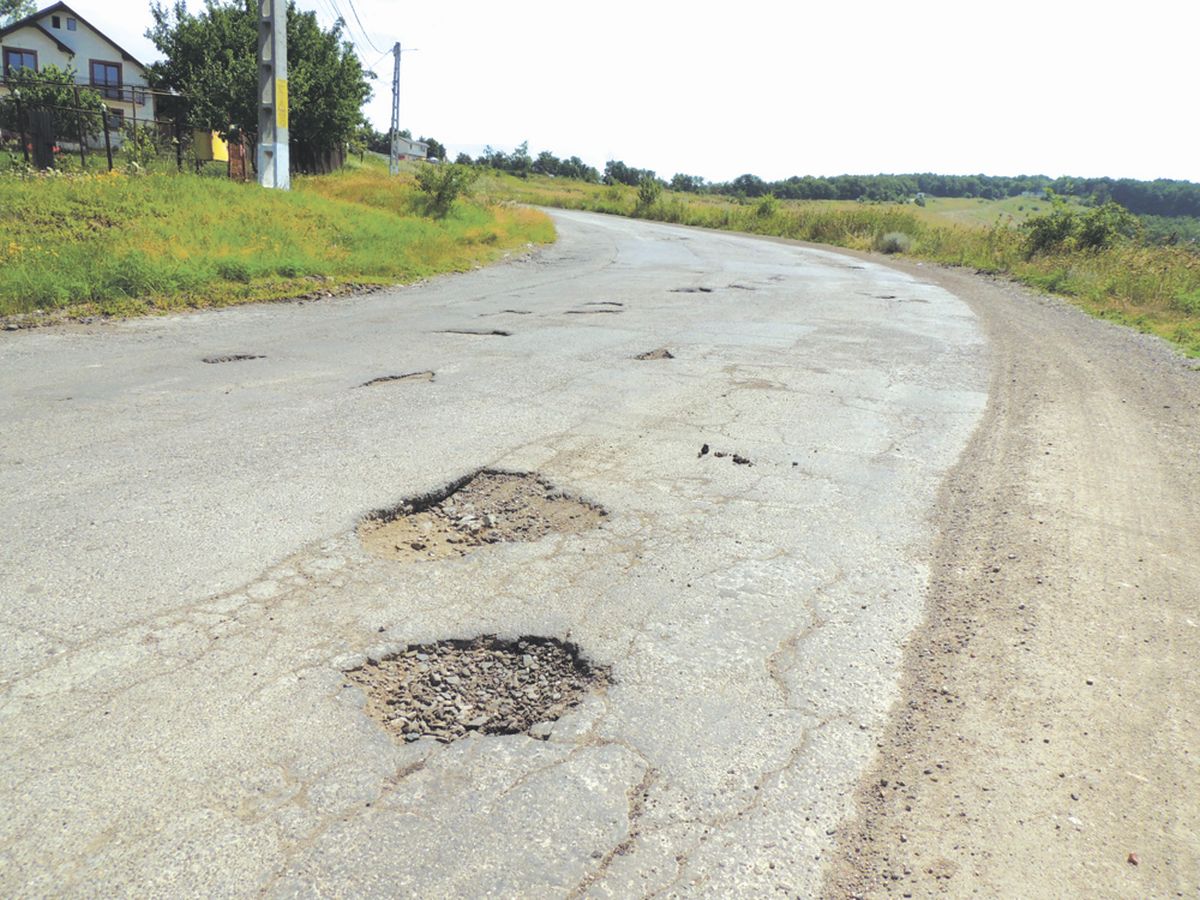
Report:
257,0,289,189
388,42,401,175
388,43,418,175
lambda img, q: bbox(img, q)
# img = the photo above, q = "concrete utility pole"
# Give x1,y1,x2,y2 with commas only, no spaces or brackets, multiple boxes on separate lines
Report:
257,0,289,190
388,43,418,175
388,42,401,175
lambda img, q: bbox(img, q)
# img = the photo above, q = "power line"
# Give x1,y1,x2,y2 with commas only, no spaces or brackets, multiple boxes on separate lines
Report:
342,0,383,55
323,0,375,62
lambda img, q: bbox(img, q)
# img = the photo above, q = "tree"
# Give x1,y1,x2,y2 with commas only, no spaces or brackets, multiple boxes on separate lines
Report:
146,0,371,172
0,0,34,26
670,173,705,193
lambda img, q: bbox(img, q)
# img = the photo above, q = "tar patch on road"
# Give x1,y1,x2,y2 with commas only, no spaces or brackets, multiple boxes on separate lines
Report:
436,329,512,337
202,354,265,364
635,348,674,360
358,371,435,387
358,470,605,562
348,636,608,744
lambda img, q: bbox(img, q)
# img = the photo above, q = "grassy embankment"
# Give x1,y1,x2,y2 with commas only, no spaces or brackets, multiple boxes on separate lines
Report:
0,157,553,319
479,172,1200,357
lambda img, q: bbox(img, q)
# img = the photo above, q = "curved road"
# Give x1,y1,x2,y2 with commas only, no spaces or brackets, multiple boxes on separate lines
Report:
0,211,1193,897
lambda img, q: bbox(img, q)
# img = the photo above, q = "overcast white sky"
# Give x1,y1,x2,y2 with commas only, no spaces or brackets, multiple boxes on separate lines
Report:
65,0,1200,182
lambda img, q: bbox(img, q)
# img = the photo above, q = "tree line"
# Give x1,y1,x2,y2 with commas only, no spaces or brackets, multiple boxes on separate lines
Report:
467,142,1200,220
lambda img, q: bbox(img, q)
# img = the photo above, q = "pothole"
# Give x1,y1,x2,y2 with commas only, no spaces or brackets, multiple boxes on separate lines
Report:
671,286,714,294
698,444,753,465
358,370,434,387
437,329,512,337
728,283,757,291
636,347,674,360
202,354,265,364
565,308,622,315
584,301,624,307
358,469,605,562
348,636,609,744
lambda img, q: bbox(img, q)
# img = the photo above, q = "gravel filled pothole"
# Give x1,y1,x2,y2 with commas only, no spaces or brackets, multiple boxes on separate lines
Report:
348,636,609,743
635,347,674,360
358,470,605,562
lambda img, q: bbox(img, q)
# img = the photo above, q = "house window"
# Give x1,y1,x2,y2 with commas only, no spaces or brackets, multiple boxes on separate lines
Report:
51,15,61,28
2,48,38,78
67,18,77,31
105,107,124,132
89,60,122,100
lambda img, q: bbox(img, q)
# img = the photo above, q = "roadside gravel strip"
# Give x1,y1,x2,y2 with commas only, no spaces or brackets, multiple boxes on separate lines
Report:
822,261,1200,898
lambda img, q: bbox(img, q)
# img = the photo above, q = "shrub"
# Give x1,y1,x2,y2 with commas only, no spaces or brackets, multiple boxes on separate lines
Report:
1075,202,1140,251
875,231,913,254
1174,288,1200,315
1021,200,1079,256
413,163,478,217
755,194,779,218
635,175,662,214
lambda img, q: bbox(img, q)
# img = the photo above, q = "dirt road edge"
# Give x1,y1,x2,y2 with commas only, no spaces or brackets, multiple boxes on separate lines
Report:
817,259,1200,898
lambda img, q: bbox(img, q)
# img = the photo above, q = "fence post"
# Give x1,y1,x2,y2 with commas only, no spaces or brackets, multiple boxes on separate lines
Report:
174,115,183,172
102,110,113,171
72,86,87,170
14,97,29,165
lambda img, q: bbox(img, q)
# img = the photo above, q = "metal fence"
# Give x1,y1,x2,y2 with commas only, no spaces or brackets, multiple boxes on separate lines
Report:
0,76,243,177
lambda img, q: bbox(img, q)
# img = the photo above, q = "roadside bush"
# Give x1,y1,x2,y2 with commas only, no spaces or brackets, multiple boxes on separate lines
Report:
635,175,662,214
1022,198,1140,256
413,163,478,217
1075,202,1140,251
1173,288,1200,315
874,231,913,254
755,194,779,218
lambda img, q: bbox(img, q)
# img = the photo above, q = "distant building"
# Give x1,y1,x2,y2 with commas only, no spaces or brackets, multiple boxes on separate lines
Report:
0,2,156,130
393,135,428,160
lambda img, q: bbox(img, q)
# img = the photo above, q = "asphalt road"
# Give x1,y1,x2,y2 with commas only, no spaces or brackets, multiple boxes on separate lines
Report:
0,211,988,896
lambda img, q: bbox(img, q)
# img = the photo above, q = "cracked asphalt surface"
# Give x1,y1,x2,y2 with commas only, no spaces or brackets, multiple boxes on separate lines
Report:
0,211,987,896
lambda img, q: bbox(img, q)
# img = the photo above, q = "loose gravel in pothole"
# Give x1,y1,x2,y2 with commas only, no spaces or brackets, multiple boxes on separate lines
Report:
636,347,674,360
348,636,608,744
358,470,605,562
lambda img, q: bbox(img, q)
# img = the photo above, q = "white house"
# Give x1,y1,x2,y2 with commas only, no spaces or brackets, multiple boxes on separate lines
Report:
394,134,428,160
0,1,155,130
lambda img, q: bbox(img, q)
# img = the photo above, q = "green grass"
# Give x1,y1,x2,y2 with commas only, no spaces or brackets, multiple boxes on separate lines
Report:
481,172,1200,358
0,157,553,319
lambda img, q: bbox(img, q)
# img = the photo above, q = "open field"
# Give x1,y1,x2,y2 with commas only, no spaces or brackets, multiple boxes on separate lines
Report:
478,171,1200,357
0,157,553,320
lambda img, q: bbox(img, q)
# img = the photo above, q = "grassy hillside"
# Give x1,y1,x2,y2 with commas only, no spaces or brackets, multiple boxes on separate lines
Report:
479,172,1200,358
0,158,553,319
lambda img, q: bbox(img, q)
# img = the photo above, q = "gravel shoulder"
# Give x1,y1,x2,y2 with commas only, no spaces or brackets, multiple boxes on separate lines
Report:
820,259,1200,897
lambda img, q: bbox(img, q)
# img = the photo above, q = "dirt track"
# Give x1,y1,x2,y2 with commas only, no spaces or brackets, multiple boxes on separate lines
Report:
822,262,1200,898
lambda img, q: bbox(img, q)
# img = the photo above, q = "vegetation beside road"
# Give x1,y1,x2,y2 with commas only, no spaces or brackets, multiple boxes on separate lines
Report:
0,159,552,320
479,171,1200,357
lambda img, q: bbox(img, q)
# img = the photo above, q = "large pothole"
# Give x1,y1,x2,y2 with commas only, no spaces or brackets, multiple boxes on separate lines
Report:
348,636,608,743
358,470,605,562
